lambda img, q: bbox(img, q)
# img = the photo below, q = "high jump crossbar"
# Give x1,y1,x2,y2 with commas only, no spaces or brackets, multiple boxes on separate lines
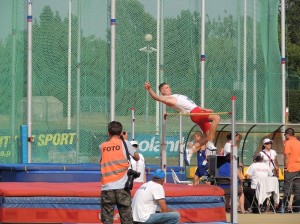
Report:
164,111,231,119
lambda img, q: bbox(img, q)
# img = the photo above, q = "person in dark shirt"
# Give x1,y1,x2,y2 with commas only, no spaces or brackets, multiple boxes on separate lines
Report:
218,153,246,213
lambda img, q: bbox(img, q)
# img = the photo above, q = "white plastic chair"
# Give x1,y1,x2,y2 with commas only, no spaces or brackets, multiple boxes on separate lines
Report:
171,169,192,185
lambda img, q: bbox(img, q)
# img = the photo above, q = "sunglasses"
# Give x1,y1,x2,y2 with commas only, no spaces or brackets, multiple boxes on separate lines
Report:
264,142,272,145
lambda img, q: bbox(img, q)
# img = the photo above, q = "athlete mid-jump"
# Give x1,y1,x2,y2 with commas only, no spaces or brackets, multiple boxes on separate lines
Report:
144,82,220,165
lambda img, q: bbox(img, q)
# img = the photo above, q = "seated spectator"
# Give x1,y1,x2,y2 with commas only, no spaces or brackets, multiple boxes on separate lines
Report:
244,153,273,212
132,169,180,224
218,153,246,214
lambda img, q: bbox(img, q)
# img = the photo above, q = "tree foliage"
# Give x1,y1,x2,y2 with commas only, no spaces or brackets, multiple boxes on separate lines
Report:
284,0,300,123
286,0,300,76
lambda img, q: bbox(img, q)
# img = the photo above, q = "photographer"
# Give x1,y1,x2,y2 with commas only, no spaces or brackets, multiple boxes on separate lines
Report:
99,121,139,224
132,169,180,224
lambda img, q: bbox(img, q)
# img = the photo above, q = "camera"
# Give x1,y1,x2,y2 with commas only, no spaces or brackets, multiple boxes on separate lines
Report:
120,131,126,140
125,169,141,190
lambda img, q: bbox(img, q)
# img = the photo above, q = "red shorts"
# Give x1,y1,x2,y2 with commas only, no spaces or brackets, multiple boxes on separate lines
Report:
190,107,210,133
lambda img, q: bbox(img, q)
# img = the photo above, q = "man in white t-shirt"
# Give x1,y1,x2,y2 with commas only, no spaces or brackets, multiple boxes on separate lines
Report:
244,154,273,212
246,154,273,189
130,141,146,183
132,169,180,223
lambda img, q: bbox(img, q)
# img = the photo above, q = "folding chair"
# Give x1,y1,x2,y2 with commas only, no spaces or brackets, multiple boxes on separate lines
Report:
284,176,300,213
214,177,232,200
170,169,192,185
214,177,231,186
250,176,279,214
214,177,231,211
249,190,261,214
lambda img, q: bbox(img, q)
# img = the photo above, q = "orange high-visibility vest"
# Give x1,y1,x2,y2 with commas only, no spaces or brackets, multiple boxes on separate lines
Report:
101,138,129,185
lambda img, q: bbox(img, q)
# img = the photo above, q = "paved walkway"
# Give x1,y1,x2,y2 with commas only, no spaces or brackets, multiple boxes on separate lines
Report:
226,213,300,224
6,213,300,224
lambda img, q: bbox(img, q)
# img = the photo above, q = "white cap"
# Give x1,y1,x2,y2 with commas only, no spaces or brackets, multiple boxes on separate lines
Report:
130,141,139,146
263,138,272,144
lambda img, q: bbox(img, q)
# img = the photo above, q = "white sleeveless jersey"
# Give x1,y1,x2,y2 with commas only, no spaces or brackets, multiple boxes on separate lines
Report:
170,94,197,113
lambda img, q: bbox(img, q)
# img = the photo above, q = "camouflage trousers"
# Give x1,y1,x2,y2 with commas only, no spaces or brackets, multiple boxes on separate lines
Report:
101,188,133,224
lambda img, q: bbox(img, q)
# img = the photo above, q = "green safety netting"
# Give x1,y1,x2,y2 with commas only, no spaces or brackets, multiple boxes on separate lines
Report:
0,0,284,165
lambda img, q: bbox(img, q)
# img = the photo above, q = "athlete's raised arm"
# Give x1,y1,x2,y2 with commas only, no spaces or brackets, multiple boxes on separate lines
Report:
144,82,176,106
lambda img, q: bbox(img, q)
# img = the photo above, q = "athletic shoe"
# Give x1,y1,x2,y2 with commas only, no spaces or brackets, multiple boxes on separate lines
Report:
206,141,217,151
184,147,193,166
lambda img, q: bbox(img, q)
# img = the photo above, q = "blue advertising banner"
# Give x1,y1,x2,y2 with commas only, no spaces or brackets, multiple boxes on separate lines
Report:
129,134,185,158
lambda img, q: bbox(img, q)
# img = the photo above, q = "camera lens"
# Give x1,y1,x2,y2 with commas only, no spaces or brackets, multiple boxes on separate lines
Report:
125,169,141,190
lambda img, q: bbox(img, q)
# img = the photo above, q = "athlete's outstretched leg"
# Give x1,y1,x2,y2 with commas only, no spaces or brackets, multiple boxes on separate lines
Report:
197,113,219,151
207,114,220,142
189,107,220,151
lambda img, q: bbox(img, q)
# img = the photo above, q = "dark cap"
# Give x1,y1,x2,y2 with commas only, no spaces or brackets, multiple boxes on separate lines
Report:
253,153,262,162
284,128,295,136
226,132,239,140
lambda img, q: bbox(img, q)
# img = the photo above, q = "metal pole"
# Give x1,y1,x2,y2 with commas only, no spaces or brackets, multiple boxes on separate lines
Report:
236,1,241,88
139,34,156,124
110,0,116,121
281,0,286,125
155,0,161,135
11,0,17,161
230,96,238,223
131,107,135,140
27,0,33,163
179,114,183,167
67,0,72,130
253,0,257,122
146,49,150,123
243,0,247,123
161,104,167,181
76,0,81,162
200,0,206,107
158,0,166,179
159,0,165,141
